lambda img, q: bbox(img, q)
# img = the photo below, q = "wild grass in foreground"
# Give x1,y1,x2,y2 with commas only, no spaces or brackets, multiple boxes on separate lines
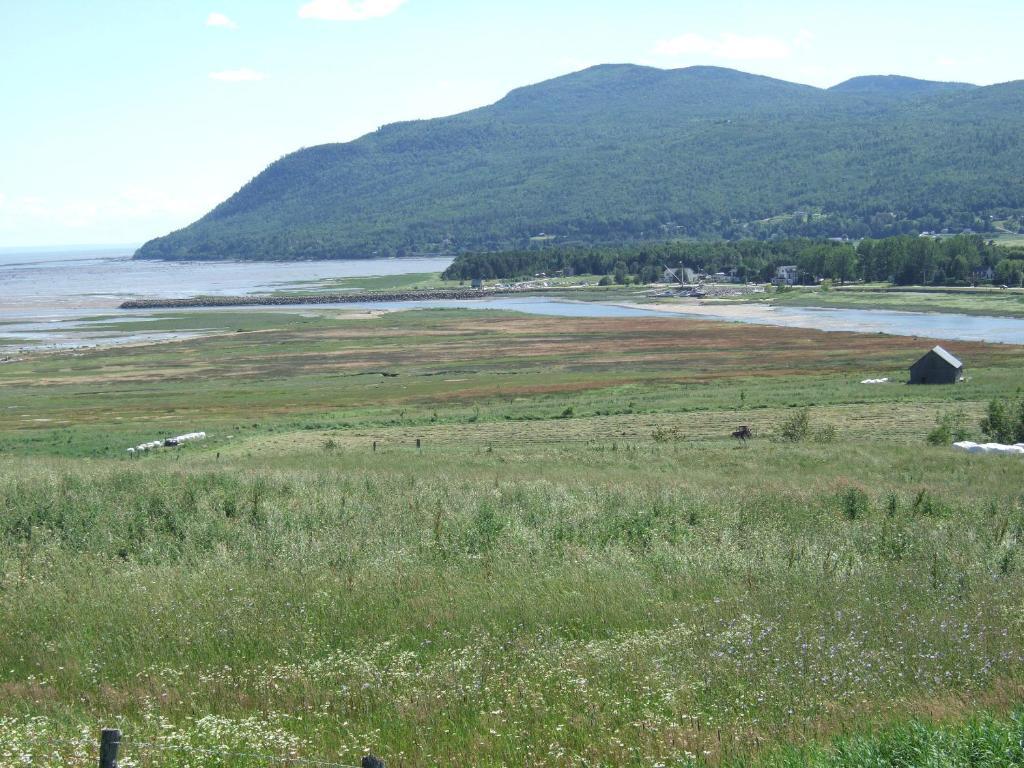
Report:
1,440,1023,766
4,709,1023,766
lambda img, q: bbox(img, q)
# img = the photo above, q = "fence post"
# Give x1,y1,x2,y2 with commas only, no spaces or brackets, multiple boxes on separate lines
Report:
99,728,121,768
416,438,421,450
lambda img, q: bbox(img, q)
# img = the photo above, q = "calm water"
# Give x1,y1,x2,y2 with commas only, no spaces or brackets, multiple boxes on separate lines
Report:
280,297,1024,343
2,248,1024,348
319,296,668,317
670,304,1024,345
0,247,454,316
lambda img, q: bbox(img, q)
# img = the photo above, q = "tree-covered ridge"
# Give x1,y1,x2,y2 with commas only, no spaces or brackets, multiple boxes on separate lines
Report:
135,65,1024,262
827,74,977,97
442,235,1024,286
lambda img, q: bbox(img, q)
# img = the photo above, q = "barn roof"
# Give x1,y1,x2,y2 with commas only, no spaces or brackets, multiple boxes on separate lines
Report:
927,345,963,369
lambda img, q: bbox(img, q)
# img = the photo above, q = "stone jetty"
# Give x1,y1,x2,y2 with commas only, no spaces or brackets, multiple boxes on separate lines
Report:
120,288,527,310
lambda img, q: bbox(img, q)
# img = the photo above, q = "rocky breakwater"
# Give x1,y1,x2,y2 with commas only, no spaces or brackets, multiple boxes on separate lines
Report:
120,288,523,310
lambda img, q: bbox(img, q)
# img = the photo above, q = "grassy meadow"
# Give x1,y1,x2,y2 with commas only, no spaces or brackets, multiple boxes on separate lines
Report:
755,286,1024,318
1,307,1024,766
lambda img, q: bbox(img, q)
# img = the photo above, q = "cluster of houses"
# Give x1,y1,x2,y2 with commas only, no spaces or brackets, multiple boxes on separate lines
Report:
662,266,744,284
662,265,800,286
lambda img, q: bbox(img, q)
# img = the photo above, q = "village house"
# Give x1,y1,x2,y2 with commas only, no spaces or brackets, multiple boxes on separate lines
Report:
973,266,995,281
772,265,799,286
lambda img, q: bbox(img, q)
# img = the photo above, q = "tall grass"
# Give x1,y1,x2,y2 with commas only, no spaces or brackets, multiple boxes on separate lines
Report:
1,441,1022,766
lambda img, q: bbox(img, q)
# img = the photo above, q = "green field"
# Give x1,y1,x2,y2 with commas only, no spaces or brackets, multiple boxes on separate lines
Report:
275,271,461,293
747,286,1024,318
1,307,1023,766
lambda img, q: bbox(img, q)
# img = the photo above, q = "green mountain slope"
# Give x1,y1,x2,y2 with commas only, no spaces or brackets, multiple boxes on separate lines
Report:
135,65,1024,261
828,74,977,97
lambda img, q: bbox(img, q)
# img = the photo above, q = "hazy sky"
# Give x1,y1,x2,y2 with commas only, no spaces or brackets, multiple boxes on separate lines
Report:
2,0,1022,248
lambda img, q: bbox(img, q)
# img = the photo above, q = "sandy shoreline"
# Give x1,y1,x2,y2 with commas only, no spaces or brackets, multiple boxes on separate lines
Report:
611,299,815,324
0,296,123,316
0,304,387,354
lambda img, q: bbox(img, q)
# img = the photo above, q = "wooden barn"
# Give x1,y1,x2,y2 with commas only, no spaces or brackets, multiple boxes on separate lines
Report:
909,345,964,384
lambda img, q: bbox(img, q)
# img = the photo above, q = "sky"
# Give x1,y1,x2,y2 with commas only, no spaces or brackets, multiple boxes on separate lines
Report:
2,0,1023,248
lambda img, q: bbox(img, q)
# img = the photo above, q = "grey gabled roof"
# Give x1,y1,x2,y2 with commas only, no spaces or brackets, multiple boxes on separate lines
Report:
929,345,963,369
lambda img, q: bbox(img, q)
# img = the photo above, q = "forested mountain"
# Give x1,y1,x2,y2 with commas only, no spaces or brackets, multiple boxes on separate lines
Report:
828,75,976,98
135,65,1024,261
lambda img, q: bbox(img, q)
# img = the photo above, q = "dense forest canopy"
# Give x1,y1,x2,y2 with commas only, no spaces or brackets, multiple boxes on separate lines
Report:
135,65,1024,262
442,236,1024,286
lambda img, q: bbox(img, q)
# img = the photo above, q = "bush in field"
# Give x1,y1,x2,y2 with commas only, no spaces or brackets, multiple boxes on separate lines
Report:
979,397,1024,443
778,409,837,442
927,408,970,446
838,485,871,520
814,422,838,443
779,409,811,441
652,425,682,442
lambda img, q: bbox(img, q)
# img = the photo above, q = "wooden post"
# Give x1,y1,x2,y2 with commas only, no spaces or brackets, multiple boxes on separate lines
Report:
416,438,421,450
373,441,377,453
99,728,121,768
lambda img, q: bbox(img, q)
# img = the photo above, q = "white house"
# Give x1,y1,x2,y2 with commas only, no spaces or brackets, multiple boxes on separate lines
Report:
772,265,799,286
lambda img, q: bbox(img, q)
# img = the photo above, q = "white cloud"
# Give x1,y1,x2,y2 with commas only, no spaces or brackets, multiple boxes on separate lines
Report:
208,68,266,82
206,12,237,29
654,32,793,61
794,29,814,48
298,0,406,21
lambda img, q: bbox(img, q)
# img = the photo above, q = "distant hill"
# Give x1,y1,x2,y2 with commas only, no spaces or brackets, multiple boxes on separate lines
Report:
828,74,977,97
135,65,1024,261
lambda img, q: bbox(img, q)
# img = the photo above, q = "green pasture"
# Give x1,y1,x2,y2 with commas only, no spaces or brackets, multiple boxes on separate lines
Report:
1,307,1023,766
759,286,1024,317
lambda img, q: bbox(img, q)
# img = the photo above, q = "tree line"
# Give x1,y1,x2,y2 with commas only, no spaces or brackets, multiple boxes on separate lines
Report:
442,236,1024,286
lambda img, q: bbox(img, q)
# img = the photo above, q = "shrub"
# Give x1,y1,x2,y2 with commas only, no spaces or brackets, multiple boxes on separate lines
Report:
927,408,969,446
652,425,682,442
839,486,871,520
814,423,838,443
778,409,837,443
779,409,811,441
597,275,612,286
980,397,1024,443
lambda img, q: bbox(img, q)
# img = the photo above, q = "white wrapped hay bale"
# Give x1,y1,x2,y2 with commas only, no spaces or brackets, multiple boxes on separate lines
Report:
953,441,1024,455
